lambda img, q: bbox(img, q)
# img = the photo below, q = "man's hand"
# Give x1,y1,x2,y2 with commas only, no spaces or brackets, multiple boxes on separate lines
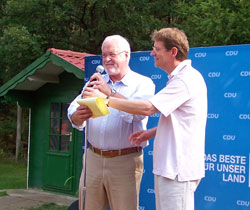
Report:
88,73,112,96
129,128,157,146
129,130,149,146
82,87,107,99
71,105,92,125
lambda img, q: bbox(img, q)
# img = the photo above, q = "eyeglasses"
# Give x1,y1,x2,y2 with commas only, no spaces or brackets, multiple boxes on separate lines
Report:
102,51,126,58
152,46,164,52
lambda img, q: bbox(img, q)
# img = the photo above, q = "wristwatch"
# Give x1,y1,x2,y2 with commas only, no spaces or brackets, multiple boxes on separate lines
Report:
105,88,116,106
110,88,116,97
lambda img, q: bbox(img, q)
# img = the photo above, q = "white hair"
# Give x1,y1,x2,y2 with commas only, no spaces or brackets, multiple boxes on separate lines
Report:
101,35,131,60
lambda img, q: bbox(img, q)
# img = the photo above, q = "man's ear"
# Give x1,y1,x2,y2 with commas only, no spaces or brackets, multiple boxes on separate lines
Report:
171,47,178,57
124,51,129,60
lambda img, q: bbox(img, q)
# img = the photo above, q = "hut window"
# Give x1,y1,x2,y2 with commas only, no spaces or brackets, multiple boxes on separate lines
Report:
49,102,71,152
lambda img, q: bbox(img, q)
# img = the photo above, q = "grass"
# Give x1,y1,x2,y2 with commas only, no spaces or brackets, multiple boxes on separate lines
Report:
28,203,68,210
0,158,69,210
0,191,8,197
0,157,27,189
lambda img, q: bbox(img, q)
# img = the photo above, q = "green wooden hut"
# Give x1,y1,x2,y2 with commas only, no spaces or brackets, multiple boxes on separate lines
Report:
0,48,93,195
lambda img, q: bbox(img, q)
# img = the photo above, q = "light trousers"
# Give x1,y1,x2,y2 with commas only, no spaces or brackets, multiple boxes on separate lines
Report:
154,175,200,210
79,148,143,210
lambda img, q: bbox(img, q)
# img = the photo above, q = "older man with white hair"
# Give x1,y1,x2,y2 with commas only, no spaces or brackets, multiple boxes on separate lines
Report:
68,35,155,210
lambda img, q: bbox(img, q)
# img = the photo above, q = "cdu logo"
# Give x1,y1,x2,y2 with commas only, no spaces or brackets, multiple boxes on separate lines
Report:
237,200,250,207
240,71,250,77
148,150,153,156
151,74,162,80
208,72,220,77
223,135,236,141
147,188,155,194
194,52,206,58
239,114,250,120
150,113,160,118
224,92,237,98
207,113,219,119
91,60,101,64
139,56,150,61
225,51,238,56
204,196,216,202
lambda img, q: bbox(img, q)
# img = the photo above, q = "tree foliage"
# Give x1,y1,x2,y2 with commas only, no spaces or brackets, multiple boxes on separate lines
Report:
1,0,249,84
173,0,250,47
0,26,42,83
0,0,249,157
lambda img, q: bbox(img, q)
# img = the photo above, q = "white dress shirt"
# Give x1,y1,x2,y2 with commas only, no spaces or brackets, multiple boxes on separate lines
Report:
149,60,207,181
68,69,155,150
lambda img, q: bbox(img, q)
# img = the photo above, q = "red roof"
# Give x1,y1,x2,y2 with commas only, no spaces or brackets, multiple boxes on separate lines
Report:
48,48,95,71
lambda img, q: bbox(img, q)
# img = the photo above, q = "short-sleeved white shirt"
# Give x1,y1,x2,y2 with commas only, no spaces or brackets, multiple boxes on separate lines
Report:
149,60,207,181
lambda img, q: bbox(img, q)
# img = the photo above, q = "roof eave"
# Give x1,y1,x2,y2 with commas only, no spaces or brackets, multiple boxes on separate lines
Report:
0,51,84,97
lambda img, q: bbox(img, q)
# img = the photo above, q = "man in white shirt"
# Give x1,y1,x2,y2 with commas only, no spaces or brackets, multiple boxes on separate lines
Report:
68,35,155,210
86,28,207,210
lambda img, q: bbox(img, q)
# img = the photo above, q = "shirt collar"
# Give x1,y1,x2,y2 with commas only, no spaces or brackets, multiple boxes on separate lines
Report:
168,59,191,80
103,69,132,86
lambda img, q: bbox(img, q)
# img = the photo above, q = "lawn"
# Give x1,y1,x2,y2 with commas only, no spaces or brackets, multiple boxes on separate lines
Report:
0,158,69,210
0,158,27,189
0,191,7,197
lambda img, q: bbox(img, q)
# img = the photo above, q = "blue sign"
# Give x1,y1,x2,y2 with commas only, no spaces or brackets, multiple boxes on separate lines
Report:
84,44,250,210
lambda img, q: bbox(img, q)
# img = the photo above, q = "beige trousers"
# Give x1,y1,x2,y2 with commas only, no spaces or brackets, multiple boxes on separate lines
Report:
154,175,200,210
79,148,143,210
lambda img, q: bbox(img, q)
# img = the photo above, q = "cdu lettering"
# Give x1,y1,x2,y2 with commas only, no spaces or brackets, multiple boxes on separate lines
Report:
208,72,220,77
91,60,101,64
224,92,237,98
194,52,206,58
151,74,162,80
225,51,238,56
151,113,161,118
147,188,155,194
237,200,250,207
239,114,250,120
240,71,250,76
139,56,150,61
223,135,236,141
204,196,216,202
207,113,219,119
148,151,153,156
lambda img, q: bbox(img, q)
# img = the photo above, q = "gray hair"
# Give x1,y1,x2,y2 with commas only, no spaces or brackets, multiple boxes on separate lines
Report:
101,35,131,60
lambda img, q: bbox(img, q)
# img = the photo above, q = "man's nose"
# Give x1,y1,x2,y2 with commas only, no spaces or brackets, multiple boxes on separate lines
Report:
150,50,155,56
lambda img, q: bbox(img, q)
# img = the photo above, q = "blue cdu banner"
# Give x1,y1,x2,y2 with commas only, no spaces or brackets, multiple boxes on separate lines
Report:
84,44,250,210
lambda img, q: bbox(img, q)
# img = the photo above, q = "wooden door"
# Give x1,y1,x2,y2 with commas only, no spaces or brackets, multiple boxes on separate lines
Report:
43,102,74,193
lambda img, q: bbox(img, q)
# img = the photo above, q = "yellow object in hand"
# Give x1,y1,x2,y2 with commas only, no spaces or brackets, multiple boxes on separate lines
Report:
77,97,110,118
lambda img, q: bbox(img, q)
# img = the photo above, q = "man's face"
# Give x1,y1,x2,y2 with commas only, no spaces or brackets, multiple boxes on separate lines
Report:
150,40,171,71
102,41,127,76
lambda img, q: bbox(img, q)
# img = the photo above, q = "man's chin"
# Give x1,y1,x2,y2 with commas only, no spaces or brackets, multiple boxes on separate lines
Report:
106,69,119,75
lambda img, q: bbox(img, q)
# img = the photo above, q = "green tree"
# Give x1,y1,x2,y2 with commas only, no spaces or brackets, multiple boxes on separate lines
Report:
0,0,174,158
0,0,250,158
0,0,169,84
173,0,250,47
0,26,42,84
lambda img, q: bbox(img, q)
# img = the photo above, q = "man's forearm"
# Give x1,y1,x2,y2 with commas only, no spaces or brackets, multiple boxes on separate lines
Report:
147,127,157,139
108,97,157,116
